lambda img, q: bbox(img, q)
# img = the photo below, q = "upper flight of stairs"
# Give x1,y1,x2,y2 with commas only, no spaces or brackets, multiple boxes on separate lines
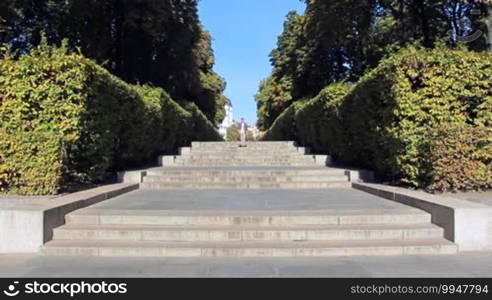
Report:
176,142,319,167
40,141,458,257
140,141,352,190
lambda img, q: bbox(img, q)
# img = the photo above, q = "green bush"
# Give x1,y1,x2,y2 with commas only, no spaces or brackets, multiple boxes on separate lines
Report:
184,102,224,142
339,46,491,188
0,43,221,195
295,83,351,157
264,46,492,191
424,126,491,192
262,101,306,141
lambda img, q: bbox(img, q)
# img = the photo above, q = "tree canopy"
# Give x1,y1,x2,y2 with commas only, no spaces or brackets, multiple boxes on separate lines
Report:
256,0,491,130
0,0,227,124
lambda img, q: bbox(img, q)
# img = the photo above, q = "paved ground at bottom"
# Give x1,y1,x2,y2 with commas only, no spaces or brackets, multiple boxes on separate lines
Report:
1,253,491,278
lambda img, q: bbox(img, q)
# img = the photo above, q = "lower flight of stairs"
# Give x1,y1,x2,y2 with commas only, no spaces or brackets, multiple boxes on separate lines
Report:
40,209,457,257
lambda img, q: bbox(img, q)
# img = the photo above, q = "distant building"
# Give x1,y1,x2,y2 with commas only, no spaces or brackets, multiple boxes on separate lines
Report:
219,99,233,138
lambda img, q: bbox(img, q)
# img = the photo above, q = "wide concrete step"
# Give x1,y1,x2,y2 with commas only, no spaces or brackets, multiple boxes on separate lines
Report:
66,210,432,226
182,154,309,160
189,148,300,152
142,175,349,184
171,165,320,169
40,239,458,257
140,181,351,190
53,224,444,242
147,167,343,177
175,161,314,168
188,150,301,155
175,157,316,163
191,142,297,148
177,155,313,160
187,148,300,153
190,145,299,149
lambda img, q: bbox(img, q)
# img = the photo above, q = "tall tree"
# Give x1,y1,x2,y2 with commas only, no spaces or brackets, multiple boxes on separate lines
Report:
302,0,377,89
378,0,487,49
191,29,228,124
255,11,306,130
0,0,227,125
487,4,492,51
257,0,490,129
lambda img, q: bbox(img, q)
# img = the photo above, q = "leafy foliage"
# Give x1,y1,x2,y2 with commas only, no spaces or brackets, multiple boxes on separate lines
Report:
257,0,490,129
264,46,492,191
295,83,352,157
424,125,491,192
255,12,305,130
192,29,228,124
338,46,491,188
0,0,227,125
226,124,240,142
262,101,303,141
225,123,255,142
0,43,221,195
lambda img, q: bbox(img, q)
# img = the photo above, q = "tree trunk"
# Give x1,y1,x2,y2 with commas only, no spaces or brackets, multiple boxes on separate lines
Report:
416,0,431,47
488,5,492,52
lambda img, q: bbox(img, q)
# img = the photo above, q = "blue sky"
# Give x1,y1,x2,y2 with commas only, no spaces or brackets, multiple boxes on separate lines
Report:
198,0,306,125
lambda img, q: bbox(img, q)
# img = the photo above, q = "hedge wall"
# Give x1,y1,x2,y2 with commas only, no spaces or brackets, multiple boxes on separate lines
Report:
262,84,351,154
424,125,491,192
0,43,221,195
262,102,299,141
263,46,492,191
295,83,351,158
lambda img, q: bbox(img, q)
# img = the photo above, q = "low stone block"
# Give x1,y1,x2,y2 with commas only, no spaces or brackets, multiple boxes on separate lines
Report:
297,147,311,155
0,210,44,253
179,147,191,155
158,155,176,167
353,182,492,252
314,155,333,166
117,170,147,184
345,170,375,183
0,183,138,254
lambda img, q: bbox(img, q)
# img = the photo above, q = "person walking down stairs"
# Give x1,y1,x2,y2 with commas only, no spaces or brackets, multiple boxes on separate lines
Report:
239,118,248,147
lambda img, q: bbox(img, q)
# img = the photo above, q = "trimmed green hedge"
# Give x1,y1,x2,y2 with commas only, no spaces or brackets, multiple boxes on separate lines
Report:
424,125,491,192
0,43,221,195
263,46,492,191
262,103,298,141
295,83,351,158
262,84,351,153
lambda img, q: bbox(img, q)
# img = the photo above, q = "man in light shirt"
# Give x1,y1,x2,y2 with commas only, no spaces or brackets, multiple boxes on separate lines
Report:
239,118,248,147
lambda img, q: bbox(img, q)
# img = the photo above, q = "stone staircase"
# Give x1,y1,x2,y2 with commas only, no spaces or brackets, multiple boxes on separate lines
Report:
140,141,352,190
175,141,320,166
42,209,457,257
41,141,457,257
